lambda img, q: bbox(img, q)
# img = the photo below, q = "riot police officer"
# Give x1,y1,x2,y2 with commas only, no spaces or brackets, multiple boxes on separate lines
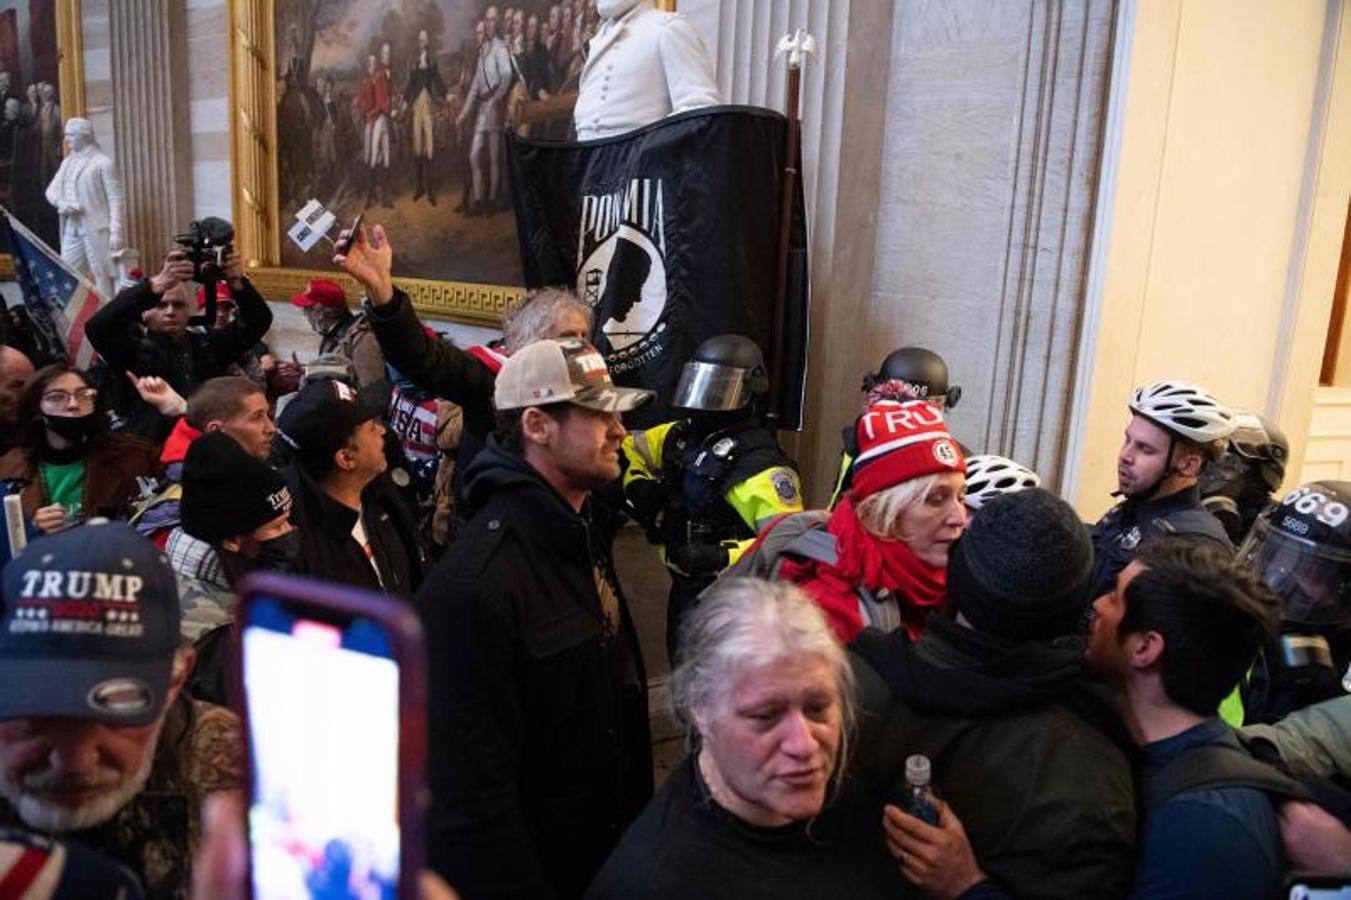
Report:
829,346,963,507
1238,480,1351,724
623,334,803,661
1200,410,1289,544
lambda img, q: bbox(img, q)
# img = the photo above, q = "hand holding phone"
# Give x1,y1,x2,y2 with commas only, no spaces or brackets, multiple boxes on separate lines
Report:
235,573,426,899
334,213,365,257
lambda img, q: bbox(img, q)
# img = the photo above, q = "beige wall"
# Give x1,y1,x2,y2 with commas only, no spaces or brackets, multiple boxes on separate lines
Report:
1070,0,1351,518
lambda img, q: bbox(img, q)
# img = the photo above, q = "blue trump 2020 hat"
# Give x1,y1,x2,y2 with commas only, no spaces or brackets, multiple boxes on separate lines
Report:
0,521,180,727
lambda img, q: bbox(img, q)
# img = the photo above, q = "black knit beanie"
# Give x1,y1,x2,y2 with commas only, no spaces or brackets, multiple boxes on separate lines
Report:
947,487,1093,642
181,432,292,544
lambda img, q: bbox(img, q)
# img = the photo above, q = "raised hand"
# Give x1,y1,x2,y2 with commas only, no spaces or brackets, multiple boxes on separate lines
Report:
127,371,187,417
333,223,395,306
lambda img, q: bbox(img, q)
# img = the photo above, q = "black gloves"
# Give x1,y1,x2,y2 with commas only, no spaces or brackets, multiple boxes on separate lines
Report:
667,542,729,578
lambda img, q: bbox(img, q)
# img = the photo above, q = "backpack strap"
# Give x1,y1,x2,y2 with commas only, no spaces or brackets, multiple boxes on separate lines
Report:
1144,741,1311,811
778,526,840,568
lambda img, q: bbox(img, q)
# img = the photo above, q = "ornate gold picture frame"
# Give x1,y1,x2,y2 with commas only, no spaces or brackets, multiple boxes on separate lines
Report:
0,0,86,279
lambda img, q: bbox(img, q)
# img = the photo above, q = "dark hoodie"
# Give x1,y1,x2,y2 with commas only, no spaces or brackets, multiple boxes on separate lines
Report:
851,616,1138,900
416,438,652,900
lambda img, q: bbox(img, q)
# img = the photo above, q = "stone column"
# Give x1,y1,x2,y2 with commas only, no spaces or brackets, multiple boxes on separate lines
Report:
108,0,194,265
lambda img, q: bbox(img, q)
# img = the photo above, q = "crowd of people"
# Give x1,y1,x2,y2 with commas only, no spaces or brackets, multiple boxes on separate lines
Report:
0,221,1347,900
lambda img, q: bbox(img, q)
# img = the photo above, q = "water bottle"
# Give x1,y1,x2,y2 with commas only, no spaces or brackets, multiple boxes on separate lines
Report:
905,754,940,826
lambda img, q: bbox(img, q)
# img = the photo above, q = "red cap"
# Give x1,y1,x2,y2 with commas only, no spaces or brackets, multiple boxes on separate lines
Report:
290,279,347,310
196,281,234,311
851,400,965,500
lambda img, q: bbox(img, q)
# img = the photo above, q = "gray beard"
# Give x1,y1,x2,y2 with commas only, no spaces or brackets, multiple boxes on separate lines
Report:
0,721,162,833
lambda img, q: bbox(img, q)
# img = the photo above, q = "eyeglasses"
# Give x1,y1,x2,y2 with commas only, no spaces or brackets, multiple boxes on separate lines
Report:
40,387,99,409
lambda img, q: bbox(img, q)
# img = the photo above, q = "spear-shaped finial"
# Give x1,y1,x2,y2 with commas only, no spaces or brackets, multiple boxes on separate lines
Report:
774,28,817,70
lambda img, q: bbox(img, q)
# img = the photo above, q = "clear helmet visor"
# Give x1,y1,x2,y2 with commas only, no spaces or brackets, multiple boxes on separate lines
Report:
671,361,751,412
1237,517,1351,627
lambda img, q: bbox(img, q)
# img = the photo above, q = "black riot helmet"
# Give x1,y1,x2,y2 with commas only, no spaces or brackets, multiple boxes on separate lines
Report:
1237,481,1351,629
1200,411,1291,543
1237,480,1351,722
671,334,770,412
1227,411,1289,494
863,346,961,409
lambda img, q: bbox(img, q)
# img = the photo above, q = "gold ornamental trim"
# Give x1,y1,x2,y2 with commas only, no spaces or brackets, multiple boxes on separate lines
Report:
1,0,85,280
245,265,520,327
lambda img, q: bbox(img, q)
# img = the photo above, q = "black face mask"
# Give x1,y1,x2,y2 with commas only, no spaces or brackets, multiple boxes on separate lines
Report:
43,412,99,444
255,529,301,571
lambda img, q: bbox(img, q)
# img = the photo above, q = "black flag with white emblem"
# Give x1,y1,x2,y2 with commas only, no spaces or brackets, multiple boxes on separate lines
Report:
507,105,810,429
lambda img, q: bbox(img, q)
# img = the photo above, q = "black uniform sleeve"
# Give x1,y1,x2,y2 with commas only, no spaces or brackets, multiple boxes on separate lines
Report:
366,289,497,436
85,279,160,375
418,561,555,899
203,277,273,369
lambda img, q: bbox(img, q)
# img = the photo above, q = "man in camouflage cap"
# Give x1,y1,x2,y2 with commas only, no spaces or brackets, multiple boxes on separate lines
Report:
0,521,243,899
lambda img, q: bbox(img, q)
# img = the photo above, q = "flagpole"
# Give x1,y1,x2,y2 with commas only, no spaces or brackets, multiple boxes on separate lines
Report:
768,30,815,431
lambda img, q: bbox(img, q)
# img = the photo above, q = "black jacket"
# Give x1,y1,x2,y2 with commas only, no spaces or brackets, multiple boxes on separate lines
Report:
367,290,495,437
851,616,1137,900
587,755,904,900
86,277,273,439
284,466,424,598
416,439,652,899
1089,484,1233,597
366,290,497,525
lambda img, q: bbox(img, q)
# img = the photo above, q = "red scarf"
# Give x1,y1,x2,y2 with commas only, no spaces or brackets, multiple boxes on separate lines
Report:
780,495,947,643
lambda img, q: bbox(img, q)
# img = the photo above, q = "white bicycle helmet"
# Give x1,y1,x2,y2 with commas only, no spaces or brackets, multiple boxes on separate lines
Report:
1129,380,1236,443
964,455,1042,510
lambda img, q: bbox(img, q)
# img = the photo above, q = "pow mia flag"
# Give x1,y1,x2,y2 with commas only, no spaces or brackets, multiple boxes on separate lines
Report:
507,106,810,429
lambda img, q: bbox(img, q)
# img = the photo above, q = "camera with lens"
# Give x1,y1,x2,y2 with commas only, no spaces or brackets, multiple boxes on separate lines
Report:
173,216,235,282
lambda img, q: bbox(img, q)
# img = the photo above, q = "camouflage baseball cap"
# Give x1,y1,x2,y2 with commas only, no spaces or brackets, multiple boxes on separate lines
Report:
494,338,654,413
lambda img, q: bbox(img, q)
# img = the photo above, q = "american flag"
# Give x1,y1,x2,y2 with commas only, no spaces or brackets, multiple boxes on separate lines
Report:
0,207,105,368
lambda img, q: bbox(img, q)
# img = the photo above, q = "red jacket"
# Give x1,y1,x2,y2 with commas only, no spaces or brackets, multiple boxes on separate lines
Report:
356,67,392,121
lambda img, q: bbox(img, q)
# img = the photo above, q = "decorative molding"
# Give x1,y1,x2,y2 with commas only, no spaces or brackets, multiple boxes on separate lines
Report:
977,0,1118,489
57,0,86,117
1268,0,1344,416
249,266,517,327
1062,0,1135,504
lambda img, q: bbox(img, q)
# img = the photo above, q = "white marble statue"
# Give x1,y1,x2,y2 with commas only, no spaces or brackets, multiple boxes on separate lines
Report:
573,0,720,141
44,117,124,300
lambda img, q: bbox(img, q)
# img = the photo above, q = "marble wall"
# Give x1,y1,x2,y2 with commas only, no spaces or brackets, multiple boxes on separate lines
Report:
867,0,1115,490
682,0,1116,499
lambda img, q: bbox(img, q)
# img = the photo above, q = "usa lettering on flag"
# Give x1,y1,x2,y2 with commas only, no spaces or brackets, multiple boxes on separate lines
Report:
0,206,106,368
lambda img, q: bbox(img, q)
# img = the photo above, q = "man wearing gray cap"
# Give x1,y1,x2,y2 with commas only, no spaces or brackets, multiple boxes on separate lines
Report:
0,521,242,899
416,337,656,899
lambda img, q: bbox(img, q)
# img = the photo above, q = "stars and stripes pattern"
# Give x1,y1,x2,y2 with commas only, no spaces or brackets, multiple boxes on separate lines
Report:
0,206,105,368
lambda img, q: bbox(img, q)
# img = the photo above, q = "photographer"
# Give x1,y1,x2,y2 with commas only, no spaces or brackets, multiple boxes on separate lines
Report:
86,233,273,442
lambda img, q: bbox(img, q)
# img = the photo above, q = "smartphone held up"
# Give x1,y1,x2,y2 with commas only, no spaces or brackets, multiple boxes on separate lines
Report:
234,572,426,900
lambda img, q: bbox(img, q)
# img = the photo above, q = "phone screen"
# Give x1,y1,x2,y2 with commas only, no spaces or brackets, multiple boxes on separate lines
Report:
243,595,401,899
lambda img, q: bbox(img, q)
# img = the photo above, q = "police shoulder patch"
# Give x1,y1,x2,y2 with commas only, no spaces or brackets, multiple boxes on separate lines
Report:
770,468,800,503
